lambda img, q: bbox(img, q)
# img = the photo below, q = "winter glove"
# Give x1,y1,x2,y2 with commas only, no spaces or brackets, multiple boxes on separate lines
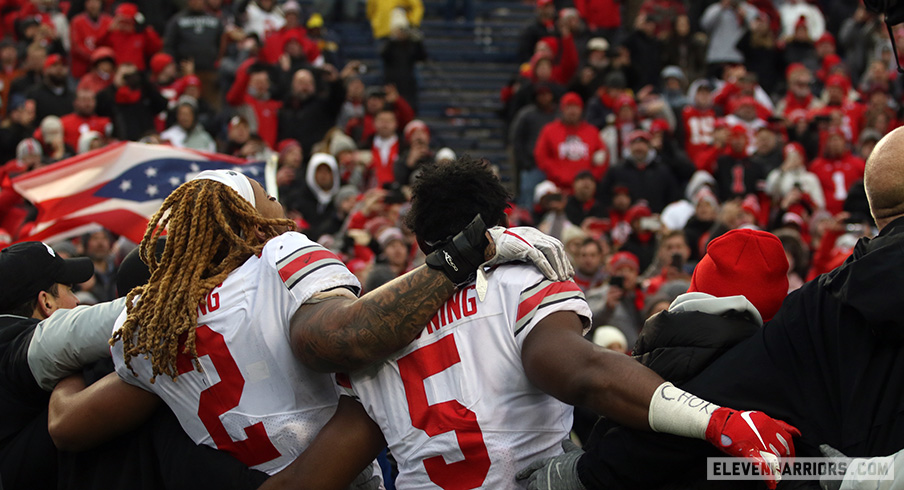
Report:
346,464,382,490
515,439,586,490
819,444,846,490
705,408,801,490
476,226,574,301
425,214,489,287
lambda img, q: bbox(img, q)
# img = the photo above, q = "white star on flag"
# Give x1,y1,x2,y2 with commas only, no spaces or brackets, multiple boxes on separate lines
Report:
169,176,181,186
146,184,159,197
119,180,132,192
145,167,158,178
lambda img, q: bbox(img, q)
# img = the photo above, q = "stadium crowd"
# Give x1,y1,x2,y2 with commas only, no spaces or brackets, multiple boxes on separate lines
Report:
0,0,881,351
0,0,899,487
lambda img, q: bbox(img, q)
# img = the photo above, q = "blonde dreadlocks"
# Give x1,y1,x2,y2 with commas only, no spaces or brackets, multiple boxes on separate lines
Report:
110,179,295,383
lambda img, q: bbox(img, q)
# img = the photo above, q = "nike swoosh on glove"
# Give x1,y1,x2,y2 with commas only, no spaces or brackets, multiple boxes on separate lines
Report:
477,226,574,300
515,439,586,490
706,407,801,490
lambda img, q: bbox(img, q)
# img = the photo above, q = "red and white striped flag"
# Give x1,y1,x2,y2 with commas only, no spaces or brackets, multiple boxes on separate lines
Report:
12,142,267,244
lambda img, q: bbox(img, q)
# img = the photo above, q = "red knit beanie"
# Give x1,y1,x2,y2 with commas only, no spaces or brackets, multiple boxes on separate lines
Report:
689,229,789,321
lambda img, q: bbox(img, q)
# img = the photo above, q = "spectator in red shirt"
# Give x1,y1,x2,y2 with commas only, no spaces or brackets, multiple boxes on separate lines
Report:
69,0,112,79
149,53,183,132
225,60,281,149
776,63,824,119
712,66,772,117
533,29,578,87
369,109,400,188
0,138,42,237
534,92,608,193
682,80,716,166
259,2,320,66
823,74,864,144
345,84,414,148
574,0,620,40
694,118,730,174
98,3,163,72
59,89,111,149
810,129,865,214
77,47,116,95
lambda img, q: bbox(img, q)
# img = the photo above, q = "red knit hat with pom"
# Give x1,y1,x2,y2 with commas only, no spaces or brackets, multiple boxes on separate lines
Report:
690,229,789,321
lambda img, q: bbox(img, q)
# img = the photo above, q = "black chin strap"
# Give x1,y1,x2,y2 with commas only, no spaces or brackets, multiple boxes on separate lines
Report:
886,21,904,74
876,0,904,73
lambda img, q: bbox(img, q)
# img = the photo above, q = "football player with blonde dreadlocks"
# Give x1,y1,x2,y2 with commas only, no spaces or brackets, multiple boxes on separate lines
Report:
48,168,573,479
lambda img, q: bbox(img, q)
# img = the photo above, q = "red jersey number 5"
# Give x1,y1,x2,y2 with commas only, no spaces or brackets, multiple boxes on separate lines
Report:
398,334,491,490
177,325,281,466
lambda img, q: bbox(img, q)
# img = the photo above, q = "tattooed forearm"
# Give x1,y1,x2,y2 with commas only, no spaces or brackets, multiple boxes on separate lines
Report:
290,266,456,372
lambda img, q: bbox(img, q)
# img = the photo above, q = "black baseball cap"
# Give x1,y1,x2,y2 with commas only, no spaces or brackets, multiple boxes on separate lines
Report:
0,241,93,311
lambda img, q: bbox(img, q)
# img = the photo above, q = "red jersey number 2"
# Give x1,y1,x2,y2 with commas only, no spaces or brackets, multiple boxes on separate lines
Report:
398,334,491,490
177,325,281,466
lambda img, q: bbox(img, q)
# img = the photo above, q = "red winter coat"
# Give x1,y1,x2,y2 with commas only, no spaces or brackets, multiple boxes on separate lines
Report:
69,13,113,78
534,119,608,192
98,26,163,71
574,0,621,29
59,113,112,149
809,152,865,214
226,58,282,148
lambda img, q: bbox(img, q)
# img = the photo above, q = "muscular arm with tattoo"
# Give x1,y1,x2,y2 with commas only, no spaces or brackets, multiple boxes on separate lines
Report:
289,216,513,373
290,267,457,372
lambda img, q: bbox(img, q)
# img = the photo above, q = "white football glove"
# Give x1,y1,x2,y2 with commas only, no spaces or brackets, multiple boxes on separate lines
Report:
477,226,574,301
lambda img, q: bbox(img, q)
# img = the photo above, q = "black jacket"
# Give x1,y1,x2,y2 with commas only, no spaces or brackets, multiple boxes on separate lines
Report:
580,297,764,489
27,82,74,122
564,196,606,227
277,79,345,159
163,10,224,71
598,153,682,214
634,307,760,386
578,217,904,488
0,315,55,490
58,360,269,490
381,37,427,111
713,154,767,202
96,74,168,142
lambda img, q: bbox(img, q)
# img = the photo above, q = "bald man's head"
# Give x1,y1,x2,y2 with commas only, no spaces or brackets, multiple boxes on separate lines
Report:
865,127,904,230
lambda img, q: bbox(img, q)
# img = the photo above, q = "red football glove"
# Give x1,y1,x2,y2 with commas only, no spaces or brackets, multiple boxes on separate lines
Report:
705,408,801,489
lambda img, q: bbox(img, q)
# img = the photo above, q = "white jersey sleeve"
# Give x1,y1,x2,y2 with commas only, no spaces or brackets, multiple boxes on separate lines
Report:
510,272,592,345
266,232,362,330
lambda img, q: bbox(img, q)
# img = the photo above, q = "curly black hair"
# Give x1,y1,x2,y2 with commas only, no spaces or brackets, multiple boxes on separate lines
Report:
405,156,511,246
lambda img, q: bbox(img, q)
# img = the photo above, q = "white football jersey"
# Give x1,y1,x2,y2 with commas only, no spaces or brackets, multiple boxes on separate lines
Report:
112,232,360,475
339,264,591,489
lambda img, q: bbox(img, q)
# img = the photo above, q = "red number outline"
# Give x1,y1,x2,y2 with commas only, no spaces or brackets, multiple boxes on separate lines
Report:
176,325,281,466
397,334,491,490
